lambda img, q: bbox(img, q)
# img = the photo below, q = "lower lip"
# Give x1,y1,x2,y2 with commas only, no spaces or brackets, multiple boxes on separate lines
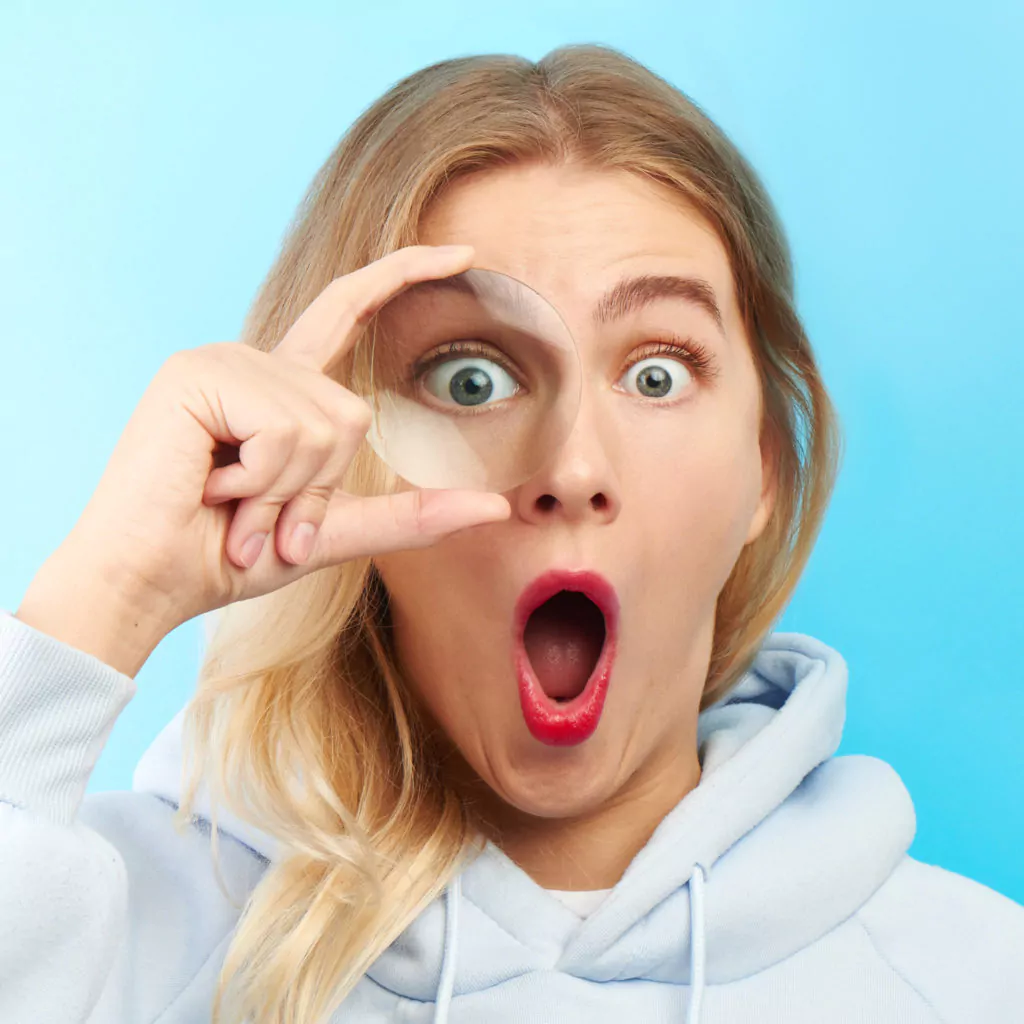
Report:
513,573,619,747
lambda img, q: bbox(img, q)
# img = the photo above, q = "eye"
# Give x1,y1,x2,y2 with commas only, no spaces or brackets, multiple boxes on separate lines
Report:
619,355,694,401
616,338,717,401
420,355,521,409
621,357,692,400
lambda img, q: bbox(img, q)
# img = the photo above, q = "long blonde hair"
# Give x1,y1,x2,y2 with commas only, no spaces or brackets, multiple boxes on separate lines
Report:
175,43,842,1024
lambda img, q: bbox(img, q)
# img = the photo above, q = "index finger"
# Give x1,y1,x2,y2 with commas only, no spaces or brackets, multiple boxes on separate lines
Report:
269,244,475,373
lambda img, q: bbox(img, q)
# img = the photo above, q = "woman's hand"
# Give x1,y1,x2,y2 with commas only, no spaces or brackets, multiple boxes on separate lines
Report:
22,245,510,670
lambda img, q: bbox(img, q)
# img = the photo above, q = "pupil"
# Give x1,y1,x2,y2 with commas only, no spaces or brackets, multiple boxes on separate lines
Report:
639,366,671,398
450,366,493,406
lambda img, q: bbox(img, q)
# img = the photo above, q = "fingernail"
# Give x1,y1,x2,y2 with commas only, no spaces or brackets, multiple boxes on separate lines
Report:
240,532,267,568
435,244,473,256
290,522,317,564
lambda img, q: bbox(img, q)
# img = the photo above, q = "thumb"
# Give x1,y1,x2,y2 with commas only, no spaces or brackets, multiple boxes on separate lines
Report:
310,488,511,566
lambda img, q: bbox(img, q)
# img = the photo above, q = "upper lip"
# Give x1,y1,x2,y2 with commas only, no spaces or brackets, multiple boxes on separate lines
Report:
513,568,620,641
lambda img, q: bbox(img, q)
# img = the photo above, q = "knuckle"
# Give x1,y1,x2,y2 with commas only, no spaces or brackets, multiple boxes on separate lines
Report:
324,274,349,298
231,498,281,538
270,415,302,446
334,297,364,331
238,457,278,493
196,340,237,364
344,398,373,432
334,291,360,319
407,488,429,534
299,480,335,505
162,347,199,378
322,277,359,313
239,436,292,489
165,342,240,383
249,492,289,519
279,489,331,538
302,417,336,457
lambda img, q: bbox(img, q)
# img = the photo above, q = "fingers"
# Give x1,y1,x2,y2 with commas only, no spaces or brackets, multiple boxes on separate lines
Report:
191,344,372,566
304,489,512,567
189,244,488,574
270,244,475,373
200,374,510,569
202,399,372,569
259,395,373,566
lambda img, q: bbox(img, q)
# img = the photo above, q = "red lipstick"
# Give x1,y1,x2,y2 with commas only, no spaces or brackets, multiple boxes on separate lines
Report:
513,569,619,746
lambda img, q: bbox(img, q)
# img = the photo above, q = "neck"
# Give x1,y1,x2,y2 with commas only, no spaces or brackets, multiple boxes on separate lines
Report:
452,740,703,891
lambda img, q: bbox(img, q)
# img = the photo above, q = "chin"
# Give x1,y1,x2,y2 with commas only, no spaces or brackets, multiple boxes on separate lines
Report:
486,745,621,820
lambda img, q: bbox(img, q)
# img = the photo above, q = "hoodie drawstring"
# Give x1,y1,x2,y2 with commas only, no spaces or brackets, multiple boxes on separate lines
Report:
432,875,461,1024
432,865,707,1024
687,862,707,1023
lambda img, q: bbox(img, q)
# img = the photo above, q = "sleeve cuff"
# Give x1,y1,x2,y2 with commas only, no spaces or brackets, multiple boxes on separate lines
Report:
0,609,137,824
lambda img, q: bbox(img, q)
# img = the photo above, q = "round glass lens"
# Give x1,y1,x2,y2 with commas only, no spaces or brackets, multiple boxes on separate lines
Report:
355,268,581,492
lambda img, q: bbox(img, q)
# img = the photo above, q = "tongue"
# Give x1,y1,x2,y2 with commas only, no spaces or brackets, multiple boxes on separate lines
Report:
523,592,605,701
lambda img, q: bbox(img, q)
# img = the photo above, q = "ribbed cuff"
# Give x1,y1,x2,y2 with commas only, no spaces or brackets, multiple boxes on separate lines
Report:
0,609,136,824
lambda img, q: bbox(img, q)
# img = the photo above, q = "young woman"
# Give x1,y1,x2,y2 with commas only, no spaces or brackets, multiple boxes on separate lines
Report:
2,44,1020,1024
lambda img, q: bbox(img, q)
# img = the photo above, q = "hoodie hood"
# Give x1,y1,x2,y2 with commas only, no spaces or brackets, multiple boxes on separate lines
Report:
132,630,917,1023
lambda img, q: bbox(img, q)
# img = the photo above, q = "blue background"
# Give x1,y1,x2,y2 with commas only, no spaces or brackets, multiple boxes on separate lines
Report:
1,2,1021,903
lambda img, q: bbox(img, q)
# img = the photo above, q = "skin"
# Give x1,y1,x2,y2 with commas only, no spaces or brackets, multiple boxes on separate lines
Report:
373,162,776,891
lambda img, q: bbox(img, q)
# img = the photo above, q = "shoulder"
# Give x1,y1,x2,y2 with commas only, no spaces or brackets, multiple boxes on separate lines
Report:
79,787,269,908
856,854,1024,1024
77,789,269,1019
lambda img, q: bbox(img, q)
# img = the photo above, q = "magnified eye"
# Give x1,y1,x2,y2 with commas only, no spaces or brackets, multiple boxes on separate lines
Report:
620,356,694,400
421,356,521,408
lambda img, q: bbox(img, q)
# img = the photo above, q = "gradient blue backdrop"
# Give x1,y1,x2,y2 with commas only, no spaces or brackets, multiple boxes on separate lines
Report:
1,2,1021,904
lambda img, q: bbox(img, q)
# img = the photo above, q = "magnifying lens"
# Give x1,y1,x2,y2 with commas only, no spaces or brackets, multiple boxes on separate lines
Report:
352,268,581,494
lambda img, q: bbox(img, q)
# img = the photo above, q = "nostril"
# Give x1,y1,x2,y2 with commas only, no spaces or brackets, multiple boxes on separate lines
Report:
535,493,609,513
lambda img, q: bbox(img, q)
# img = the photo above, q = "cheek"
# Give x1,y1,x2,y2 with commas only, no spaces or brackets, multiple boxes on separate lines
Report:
373,538,506,709
627,411,762,595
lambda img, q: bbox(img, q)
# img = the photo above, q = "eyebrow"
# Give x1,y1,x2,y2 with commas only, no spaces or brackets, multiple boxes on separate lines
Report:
407,275,478,299
402,274,548,333
407,271,726,335
405,274,537,318
592,274,725,332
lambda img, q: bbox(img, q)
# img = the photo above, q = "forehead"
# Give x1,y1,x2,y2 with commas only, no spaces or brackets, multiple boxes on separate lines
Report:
417,162,739,323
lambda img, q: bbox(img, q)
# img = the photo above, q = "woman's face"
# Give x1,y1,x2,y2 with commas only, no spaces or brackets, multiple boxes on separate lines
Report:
373,162,774,823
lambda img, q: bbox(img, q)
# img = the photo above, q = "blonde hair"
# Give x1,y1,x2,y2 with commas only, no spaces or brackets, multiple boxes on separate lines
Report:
175,43,842,1024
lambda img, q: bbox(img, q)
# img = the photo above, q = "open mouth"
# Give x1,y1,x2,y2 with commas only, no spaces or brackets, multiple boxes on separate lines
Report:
513,569,619,746
522,591,607,702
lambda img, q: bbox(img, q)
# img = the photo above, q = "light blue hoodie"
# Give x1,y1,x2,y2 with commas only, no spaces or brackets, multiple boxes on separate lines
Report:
1,607,1022,1023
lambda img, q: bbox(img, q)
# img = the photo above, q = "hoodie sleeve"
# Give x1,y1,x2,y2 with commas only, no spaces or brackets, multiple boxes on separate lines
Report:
857,853,1024,1023
0,609,260,1024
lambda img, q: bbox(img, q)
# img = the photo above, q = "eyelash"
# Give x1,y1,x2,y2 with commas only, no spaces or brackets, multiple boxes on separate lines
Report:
622,336,720,385
413,340,521,382
412,336,721,390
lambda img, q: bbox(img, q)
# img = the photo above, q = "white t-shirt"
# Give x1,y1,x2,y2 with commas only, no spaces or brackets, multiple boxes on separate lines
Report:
545,887,613,918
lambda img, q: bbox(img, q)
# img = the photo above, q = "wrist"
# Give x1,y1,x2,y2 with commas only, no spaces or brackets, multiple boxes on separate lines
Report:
15,538,179,679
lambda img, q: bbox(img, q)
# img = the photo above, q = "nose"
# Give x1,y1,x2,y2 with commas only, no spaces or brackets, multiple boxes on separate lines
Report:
511,387,622,526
